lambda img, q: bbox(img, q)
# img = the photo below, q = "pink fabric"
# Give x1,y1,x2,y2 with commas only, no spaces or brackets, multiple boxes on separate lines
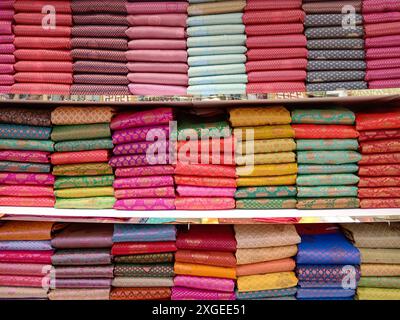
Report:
0,1,14,9
0,173,55,186
369,79,400,89
176,186,236,197
247,82,306,93
128,73,188,86
13,25,72,38
0,197,55,207
115,165,175,177
366,35,400,48
114,198,175,210
14,73,73,84
128,14,187,27
174,276,235,293
126,26,185,39
0,186,54,197
365,22,400,38
246,0,302,11
364,12,400,24
129,83,187,95
246,35,307,49
113,141,169,156
0,86,12,93
362,0,400,13
114,176,174,189
14,61,73,73
0,64,15,74
14,13,73,26
367,58,400,70
11,83,71,95
0,151,50,163
126,50,187,62
0,251,53,264
112,125,170,145
366,47,400,59
366,68,400,81
0,275,50,288
14,49,72,61
0,21,12,35
0,75,14,85
111,107,173,130
126,2,188,14
247,48,308,60
14,1,72,13
0,44,15,54
0,35,14,44
172,287,235,300
0,10,14,20
115,186,175,199
0,263,51,276
0,55,15,64
175,197,235,210
246,59,308,72
245,24,304,36
244,10,305,24
128,62,188,73
248,70,306,82
14,37,71,50
128,39,187,50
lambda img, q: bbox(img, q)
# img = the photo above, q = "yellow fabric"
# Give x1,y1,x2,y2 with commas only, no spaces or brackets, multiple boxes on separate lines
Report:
188,0,246,16
229,106,291,127
236,163,298,177
237,175,297,187
236,245,299,265
236,152,296,166
233,125,294,141
54,187,115,198
235,138,296,154
174,262,236,280
357,287,400,300
237,272,298,292
361,264,400,277
53,163,113,176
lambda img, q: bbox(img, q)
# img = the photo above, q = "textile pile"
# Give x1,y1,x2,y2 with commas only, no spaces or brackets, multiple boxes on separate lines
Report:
50,106,115,209
11,0,73,95
0,107,55,207
0,0,15,93
173,225,236,300
48,223,113,300
292,108,361,209
110,107,175,210
110,224,176,300
70,0,129,95
235,225,300,300
244,0,307,94
356,109,400,208
231,107,298,209
186,0,247,95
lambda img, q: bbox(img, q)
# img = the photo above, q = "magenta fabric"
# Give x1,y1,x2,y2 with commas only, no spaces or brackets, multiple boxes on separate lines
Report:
0,173,55,186
362,0,400,13
128,73,188,86
128,39,187,50
115,186,175,199
176,186,236,198
0,35,14,44
114,198,175,210
112,125,170,144
174,276,235,293
126,2,188,14
114,176,174,189
129,83,187,95
111,107,173,130
0,86,11,93
126,50,187,62
172,287,235,300
364,12,400,24
0,75,14,85
0,151,50,163
128,14,187,27
0,44,15,54
0,251,53,264
115,165,175,177
0,275,50,288
366,47,400,59
127,62,188,74
367,58,400,70
366,68,400,81
0,21,12,35
113,141,169,156
0,55,15,64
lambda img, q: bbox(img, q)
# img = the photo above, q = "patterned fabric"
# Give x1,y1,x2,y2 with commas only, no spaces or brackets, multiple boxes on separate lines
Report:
0,124,51,140
235,139,296,154
307,39,364,50
297,139,359,151
0,173,55,186
174,275,235,293
236,198,297,209
115,187,175,199
114,176,174,189
358,277,400,289
114,198,175,210
305,14,363,27
359,248,400,264
54,175,114,189
112,125,169,145
237,175,297,187
55,197,116,209
175,250,236,268
112,277,174,288
233,125,294,141
51,150,110,165
51,249,111,266
112,225,176,243
236,245,298,265
307,81,368,91
48,288,110,300
0,108,51,127
0,162,51,173
0,139,54,152
298,164,358,174
229,107,291,127
0,241,51,251
110,287,171,300
297,174,359,186
236,152,296,165
51,124,111,142
54,187,114,198
308,50,365,60
114,264,174,277
115,165,174,178
51,107,114,125
113,253,174,264
235,186,297,199
54,266,114,279
357,288,400,300
236,164,298,177
298,186,358,198
297,288,355,299
236,287,297,300
305,26,364,39
174,262,236,280
0,250,53,264
0,151,50,164
297,151,361,164
297,265,361,283
297,198,360,209
307,60,366,71
172,287,235,300
55,139,114,152
237,272,298,292
307,71,365,83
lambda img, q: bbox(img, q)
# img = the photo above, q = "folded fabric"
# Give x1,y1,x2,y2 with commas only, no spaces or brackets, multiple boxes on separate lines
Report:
0,197,55,207
297,265,360,283
0,240,51,251
54,176,114,189
235,186,297,199
0,250,53,264
229,107,291,127
115,165,174,178
174,275,235,293
54,265,114,279
236,287,297,300
112,241,177,256
298,164,358,174
236,163,298,177
114,176,173,189
71,85,130,95
0,173,55,186
233,125,294,140
51,249,111,266
0,162,51,173
174,262,236,280
236,152,296,165
48,288,110,300
0,139,54,152
0,221,57,241
359,129,400,142
0,263,51,276
235,139,296,154
0,186,54,197
129,13,186,27
174,176,235,188
0,275,50,288
55,197,115,209
236,199,297,209
55,139,114,152
246,59,307,72
128,73,187,86
175,250,236,268
14,61,73,73
296,198,360,209
237,258,296,277
247,48,308,60
188,46,247,56
51,149,109,165
237,272,298,292
112,125,169,145
112,225,176,243
297,288,355,299
359,164,400,176
112,277,174,288
115,187,175,199
51,124,111,142
114,198,175,210
176,186,235,197
297,151,361,165
361,264,400,277
246,23,304,36
72,49,126,62
114,253,174,264
74,61,128,74
0,124,51,140
14,49,72,62
293,124,359,139
174,197,235,210
358,177,400,187
127,62,187,74
236,245,298,265
14,37,71,50
360,139,400,154
110,287,171,300
53,278,112,289
172,287,235,300
188,0,245,16
357,287,400,300
359,248,400,264
359,187,400,198
358,277,400,289
14,12,72,26
297,139,359,151
114,264,174,278
298,186,358,198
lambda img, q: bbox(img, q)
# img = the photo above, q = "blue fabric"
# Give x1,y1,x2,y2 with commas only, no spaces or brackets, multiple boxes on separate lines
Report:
0,124,52,140
188,54,246,67
297,232,360,265
297,265,361,284
112,225,176,242
187,34,246,48
189,63,246,77
236,287,297,300
0,240,52,251
297,288,355,299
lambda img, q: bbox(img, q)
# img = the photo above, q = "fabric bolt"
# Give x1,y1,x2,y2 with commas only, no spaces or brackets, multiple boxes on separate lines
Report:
112,225,176,243
174,262,236,280
174,275,235,293
55,197,115,209
296,198,360,209
236,199,297,209
51,249,111,266
54,176,114,189
110,287,171,300
237,272,298,292
172,287,235,300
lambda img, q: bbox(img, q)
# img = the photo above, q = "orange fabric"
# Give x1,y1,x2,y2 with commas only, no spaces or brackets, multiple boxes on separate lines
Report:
174,262,236,279
0,221,60,240
236,258,295,277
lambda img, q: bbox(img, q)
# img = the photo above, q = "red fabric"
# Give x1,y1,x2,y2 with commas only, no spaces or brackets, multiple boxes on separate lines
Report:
177,153,235,165
292,124,359,139
248,70,306,82
247,82,305,93
356,110,400,131
359,177,400,187
364,12,400,24
14,37,71,50
359,164,400,176
365,35,400,49
369,79,400,89
362,0,400,14
14,61,73,73
51,150,110,165
0,1,14,9
245,0,302,11
246,59,307,72
176,225,236,252
174,176,236,188
247,48,308,60
366,47,400,59
366,68,400,81
243,10,305,24
359,153,400,165
365,22,400,38
360,139,400,154
14,0,72,13
175,163,236,178
11,83,71,95
0,86,12,94
360,198,400,208
359,187,400,198
14,73,73,84
111,242,177,256
14,49,72,61
0,35,14,44
0,251,53,264
245,24,304,36
13,25,72,37
177,137,234,155
14,13,73,26
367,58,400,70
359,129,400,141
246,35,307,49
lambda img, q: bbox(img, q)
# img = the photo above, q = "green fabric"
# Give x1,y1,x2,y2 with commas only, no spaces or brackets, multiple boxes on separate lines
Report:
298,164,358,174
175,115,231,141
55,197,116,209
297,174,359,186
51,123,111,141
236,198,297,209
296,139,359,151
54,175,115,189
291,108,355,124
360,248,400,264
0,161,51,173
235,186,297,199
296,197,360,209
53,163,113,176
358,277,400,289
297,186,358,198
0,139,54,152
55,139,114,152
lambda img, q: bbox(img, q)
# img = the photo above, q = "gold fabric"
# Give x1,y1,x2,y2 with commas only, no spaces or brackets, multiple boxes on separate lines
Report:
229,106,291,127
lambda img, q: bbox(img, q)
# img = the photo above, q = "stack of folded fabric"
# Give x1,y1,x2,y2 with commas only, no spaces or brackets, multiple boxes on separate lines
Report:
110,107,175,210
126,1,188,96
235,225,300,300
0,107,55,208
186,0,247,95
71,0,129,95
49,223,114,300
356,109,400,208
342,223,400,300
296,224,360,300
0,0,15,93
230,107,298,210
173,225,236,300
303,0,367,92
50,106,115,209
11,0,73,95
292,108,361,209
174,112,236,210
363,0,400,89
110,225,176,300
0,221,56,300
244,0,307,94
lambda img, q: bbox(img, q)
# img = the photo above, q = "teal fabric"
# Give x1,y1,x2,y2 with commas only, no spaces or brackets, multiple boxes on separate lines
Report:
187,84,246,95
297,186,358,197
298,164,359,174
187,13,243,26
297,151,362,164
188,54,246,67
291,108,355,124
297,174,359,186
189,74,248,86
187,34,246,47
189,63,246,77
0,139,54,152
296,139,359,151
188,46,247,56
235,186,297,199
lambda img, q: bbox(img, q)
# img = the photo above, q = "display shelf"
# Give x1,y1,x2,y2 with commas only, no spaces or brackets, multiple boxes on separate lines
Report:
0,207,399,224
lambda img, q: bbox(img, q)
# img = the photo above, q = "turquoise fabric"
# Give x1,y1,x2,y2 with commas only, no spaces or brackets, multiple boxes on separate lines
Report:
189,63,246,77
297,174,359,186
188,54,246,66
298,164,359,174
297,186,358,197
187,13,243,26
188,46,247,56
291,108,355,124
187,24,245,37
297,151,362,164
187,34,246,47
296,139,359,151
189,74,248,86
